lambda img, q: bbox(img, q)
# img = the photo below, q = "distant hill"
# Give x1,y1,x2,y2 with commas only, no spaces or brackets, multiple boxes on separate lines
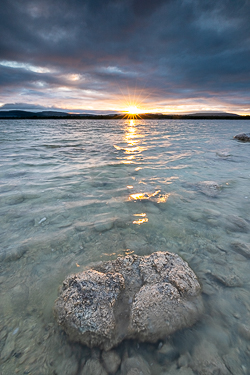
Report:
189,112,240,117
0,110,248,120
0,110,69,118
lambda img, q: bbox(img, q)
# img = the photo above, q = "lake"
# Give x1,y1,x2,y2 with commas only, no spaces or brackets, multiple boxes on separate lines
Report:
0,119,250,374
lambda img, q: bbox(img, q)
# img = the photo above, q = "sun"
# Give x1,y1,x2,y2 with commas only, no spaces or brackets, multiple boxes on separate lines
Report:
127,105,141,115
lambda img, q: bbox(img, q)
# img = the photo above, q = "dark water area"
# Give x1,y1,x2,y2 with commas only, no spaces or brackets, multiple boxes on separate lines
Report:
0,119,250,374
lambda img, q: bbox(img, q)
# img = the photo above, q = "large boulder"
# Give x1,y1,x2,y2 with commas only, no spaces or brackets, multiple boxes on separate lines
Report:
54,252,203,350
234,133,250,142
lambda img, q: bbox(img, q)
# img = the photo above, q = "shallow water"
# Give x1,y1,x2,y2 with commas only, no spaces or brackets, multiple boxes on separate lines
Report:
0,119,250,374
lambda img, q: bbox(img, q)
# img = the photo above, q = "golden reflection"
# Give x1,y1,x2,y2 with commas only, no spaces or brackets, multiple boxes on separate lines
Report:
133,217,149,225
127,185,134,189
129,190,170,203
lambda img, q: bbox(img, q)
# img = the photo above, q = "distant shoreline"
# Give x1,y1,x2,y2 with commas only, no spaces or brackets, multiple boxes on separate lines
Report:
1,114,250,120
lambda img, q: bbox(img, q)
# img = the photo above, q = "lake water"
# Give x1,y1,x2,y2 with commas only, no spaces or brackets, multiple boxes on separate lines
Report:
0,119,250,374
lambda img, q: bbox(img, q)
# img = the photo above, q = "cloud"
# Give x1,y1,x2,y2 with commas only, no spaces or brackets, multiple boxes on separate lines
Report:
0,0,250,112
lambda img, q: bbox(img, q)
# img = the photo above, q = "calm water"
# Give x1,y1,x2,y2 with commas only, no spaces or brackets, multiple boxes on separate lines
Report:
0,119,250,374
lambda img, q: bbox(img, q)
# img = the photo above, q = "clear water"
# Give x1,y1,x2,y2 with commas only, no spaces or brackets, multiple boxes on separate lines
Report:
0,119,250,374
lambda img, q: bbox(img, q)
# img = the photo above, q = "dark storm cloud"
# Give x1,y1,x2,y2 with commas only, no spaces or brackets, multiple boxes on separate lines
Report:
0,0,250,109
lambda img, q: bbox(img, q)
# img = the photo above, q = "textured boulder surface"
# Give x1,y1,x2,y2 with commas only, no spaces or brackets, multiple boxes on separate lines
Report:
54,252,203,350
234,133,250,142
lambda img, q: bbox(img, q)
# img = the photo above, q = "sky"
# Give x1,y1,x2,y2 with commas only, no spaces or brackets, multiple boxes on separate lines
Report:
0,0,250,114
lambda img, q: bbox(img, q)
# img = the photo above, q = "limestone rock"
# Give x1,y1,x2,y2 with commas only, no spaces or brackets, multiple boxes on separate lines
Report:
234,133,250,142
226,214,249,233
102,350,121,374
196,181,221,197
231,241,250,258
54,251,203,350
190,340,230,375
81,358,108,375
121,355,151,375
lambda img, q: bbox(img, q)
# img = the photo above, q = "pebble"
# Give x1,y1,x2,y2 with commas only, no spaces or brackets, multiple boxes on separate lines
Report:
102,350,121,374
94,220,114,232
81,358,108,375
38,217,47,224
231,242,250,259
1,331,16,362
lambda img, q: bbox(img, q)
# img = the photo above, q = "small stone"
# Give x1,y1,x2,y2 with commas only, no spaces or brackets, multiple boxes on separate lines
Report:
197,181,221,197
38,217,47,224
226,215,249,233
121,356,151,375
94,220,114,232
216,151,231,157
55,356,79,375
191,340,230,375
1,331,16,362
102,350,121,374
231,242,250,258
81,358,108,375
238,323,250,340
223,350,244,375
4,244,28,262
156,342,179,365
234,133,250,142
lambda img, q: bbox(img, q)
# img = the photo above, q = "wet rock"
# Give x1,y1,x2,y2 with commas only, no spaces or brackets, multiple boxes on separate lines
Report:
4,244,28,262
191,340,230,375
162,365,194,375
1,331,16,362
121,355,151,375
216,151,231,157
223,350,245,375
197,181,221,197
102,350,121,374
238,323,250,340
54,252,203,350
231,241,250,258
225,215,249,233
156,342,179,365
81,358,108,375
94,219,114,232
55,356,79,375
210,268,242,287
234,133,250,142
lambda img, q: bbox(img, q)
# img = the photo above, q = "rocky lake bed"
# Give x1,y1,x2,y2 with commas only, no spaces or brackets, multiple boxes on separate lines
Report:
1,119,250,374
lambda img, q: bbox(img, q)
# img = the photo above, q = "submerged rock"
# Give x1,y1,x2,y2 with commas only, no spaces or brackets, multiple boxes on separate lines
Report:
196,181,221,197
54,251,203,350
234,133,250,142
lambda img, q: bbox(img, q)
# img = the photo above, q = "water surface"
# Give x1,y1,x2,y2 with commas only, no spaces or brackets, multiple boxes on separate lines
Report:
0,119,250,374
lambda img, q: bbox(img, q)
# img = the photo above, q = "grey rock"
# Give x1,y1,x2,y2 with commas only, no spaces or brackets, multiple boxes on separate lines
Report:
81,358,108,375
55,356,78,375
121,355,151,375
94,220,114,232
164,365,194,375
4,244,28,262
196,181,221,197
1,331,16,362
54,252,203,350
234,133,250,142
156,342,179,365
225,215,249,233
102,350,121,374
231,241,250,258
210,268,242,287
191,340,230,375
216,151,231,157
238,323,250,340
223,350,244,375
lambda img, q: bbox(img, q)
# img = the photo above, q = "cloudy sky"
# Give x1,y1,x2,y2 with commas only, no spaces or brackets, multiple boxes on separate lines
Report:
0,0,250,114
